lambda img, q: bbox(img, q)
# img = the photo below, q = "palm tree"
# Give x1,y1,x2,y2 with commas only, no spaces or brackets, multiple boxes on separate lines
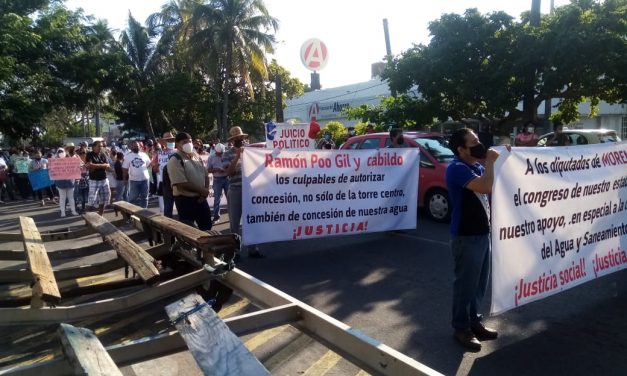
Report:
191,0,278,139
119,13,160,139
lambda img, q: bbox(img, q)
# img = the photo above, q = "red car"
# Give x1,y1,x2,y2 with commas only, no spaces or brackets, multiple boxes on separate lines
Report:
341,132,454,222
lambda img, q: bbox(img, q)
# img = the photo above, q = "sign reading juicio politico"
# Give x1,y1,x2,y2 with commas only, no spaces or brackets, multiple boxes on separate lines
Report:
265,122,317,149
242,148,419,245
491,142,627,315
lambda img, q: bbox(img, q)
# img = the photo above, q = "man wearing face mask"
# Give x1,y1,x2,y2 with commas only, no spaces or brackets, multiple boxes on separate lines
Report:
158,132,177,217
122,140,153,209
388,128,405,148
446,128,507,351
166,132,212,230
223,126,264,258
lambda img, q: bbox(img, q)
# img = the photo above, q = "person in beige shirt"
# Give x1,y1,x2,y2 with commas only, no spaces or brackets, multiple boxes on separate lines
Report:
166,132,212,231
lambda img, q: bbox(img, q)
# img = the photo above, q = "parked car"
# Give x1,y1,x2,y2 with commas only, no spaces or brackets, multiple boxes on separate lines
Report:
341,132,454,222
536,129,621,146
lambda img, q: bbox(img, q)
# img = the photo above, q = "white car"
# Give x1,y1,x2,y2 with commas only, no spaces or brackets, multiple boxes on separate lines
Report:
536,129,621,146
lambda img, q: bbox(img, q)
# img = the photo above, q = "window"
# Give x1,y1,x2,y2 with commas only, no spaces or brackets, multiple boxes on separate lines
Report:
346,142,360,149
622,117,627,140
361,138,381,149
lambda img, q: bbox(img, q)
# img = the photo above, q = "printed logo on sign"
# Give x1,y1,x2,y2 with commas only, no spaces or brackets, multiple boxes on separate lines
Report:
300,39,328,71
308,102,320,121
266,121,277,141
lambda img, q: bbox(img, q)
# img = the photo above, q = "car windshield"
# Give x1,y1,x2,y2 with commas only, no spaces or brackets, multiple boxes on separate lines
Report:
413,137,455,163
599,133,619,143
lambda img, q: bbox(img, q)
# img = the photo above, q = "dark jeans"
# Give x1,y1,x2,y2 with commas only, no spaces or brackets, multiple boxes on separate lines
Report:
162,184,174,218
174,196,212,231
15,174,31,199
451,234,490,330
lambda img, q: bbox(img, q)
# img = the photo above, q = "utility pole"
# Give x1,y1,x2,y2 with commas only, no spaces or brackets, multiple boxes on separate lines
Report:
275,74,284,123
383,19,396,97
543,0,555,128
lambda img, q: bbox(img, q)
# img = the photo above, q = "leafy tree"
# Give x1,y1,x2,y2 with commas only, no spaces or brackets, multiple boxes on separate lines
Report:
189,0,278,139
317,121,347,146
383,1,626,129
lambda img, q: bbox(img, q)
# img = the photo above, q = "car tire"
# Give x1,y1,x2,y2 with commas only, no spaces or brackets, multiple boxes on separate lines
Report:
425,189,450,223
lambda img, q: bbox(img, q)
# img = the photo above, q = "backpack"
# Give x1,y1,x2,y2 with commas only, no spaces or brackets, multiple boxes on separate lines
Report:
162,153,184,194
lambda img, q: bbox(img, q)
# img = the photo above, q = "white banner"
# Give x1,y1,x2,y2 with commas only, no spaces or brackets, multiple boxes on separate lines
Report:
491,142,627,315
241,148,420,245
265,123,316,149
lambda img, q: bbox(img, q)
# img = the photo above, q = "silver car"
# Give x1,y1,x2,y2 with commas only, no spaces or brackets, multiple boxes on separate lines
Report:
536,129,621,146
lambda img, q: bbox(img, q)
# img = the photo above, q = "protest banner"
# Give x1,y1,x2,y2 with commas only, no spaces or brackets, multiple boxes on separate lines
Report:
241,148,420,245
490,142,627,315
14,157,30,173
28,169,53,190
48,157,81,180
265,122,316,149
156,151,175,183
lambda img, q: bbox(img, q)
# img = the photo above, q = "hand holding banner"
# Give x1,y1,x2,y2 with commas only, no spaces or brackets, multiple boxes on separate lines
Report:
28,169,52,190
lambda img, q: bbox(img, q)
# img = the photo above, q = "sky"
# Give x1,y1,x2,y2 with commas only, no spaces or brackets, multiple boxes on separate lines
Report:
64,0,570,89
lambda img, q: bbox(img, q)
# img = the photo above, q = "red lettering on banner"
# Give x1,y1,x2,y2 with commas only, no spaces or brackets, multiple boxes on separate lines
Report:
592,248,627,277
265,154,308,168
513,257,587,307
292,221,369,240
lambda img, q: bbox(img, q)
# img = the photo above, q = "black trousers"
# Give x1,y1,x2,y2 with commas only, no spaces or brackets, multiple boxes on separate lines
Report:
174,196,212,231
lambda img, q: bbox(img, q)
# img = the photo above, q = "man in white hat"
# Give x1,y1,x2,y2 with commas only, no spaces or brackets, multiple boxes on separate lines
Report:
223,126,264,258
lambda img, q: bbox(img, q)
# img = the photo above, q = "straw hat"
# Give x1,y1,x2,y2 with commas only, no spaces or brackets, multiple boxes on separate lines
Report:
161,131,175,141
227,126,248,141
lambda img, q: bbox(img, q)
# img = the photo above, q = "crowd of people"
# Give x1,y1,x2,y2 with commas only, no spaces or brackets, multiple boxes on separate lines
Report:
0,127,264,257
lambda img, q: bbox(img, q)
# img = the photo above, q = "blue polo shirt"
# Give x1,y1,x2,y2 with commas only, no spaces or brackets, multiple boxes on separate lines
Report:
446,157,490,236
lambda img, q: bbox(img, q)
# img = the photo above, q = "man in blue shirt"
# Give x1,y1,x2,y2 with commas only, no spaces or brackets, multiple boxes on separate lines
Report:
446,128,504,351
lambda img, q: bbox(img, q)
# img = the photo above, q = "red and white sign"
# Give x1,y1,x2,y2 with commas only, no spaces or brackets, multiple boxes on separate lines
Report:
308,102,320,120
490,142,627,315
300,38,328,71
265,123,317,150
48,157,81,180
241,148,420,245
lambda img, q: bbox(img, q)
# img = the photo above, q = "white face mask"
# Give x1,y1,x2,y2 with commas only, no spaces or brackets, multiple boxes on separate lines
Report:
166,142,175,149
181,143,194,154
58,152,66,158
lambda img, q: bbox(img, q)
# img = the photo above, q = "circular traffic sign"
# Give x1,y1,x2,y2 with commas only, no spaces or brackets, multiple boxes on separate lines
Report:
300,38,329,71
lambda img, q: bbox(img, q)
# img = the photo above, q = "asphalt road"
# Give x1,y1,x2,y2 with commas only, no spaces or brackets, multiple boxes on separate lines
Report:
0,198,625,375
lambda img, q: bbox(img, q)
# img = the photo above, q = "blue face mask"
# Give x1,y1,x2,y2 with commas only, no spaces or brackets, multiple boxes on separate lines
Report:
324,135,331,141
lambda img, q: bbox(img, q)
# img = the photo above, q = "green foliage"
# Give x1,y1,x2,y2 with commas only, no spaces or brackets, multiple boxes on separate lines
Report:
344,95,434,129
383,1,627,128
318,121,347,146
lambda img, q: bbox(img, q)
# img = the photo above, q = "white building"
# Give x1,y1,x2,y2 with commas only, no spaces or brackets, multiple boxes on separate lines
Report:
285,79,627,139
284,78,391,127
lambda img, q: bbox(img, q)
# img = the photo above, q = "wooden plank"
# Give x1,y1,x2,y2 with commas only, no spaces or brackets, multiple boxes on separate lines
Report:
57,323,122,376
19,217,61,306
0,244,169,283
0,268,216,325
0,232,146,261
0,219,125,243
83,212,160,285
165,293,270,376
114,201,237,248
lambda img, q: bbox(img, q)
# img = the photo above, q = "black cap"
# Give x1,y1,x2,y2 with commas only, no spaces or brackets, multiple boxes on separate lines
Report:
175,132,192,143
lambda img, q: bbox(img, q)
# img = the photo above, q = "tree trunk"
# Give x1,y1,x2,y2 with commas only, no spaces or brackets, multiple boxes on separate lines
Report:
145,111,157,141
221,44,233,141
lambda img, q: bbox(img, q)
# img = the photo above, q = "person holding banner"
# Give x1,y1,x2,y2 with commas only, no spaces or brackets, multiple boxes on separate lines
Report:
53,148,78,217
28,151,54,206
223,126,264,258
207,143,228,224
158,131,177,218
446,128,505,351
